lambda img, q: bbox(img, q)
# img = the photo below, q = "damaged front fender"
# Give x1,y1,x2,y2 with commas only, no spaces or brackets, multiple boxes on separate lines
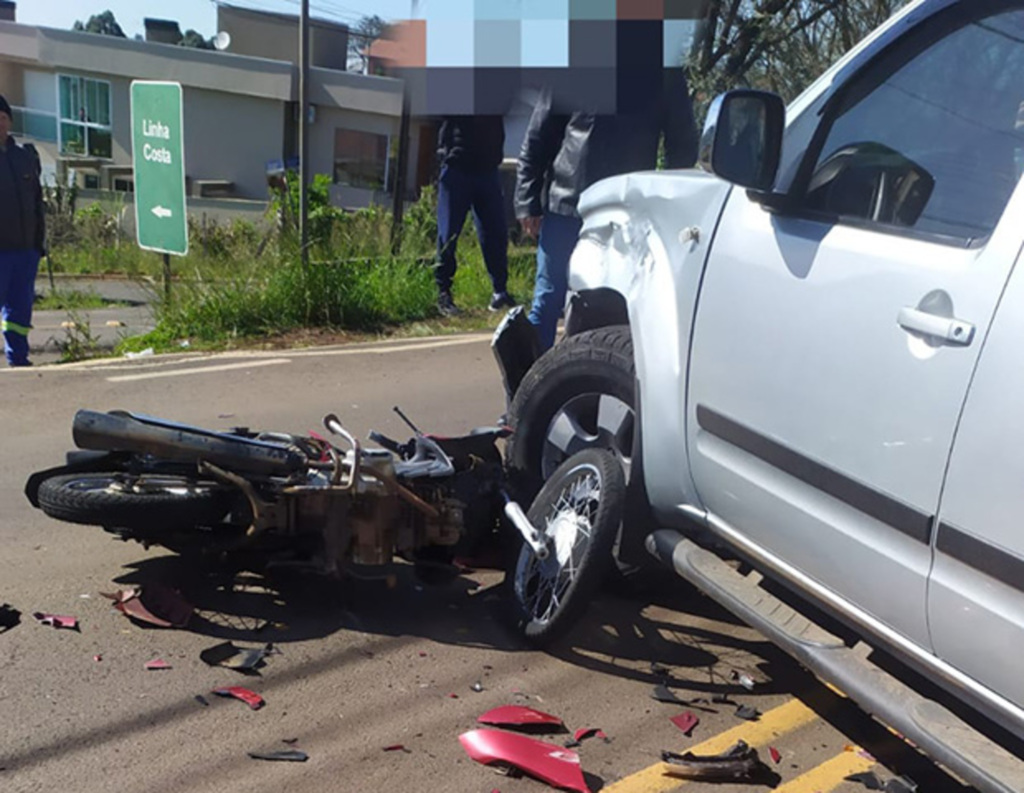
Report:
459,728,589,793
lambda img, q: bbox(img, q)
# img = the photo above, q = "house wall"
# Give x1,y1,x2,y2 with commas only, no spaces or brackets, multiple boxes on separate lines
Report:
217,4,348,71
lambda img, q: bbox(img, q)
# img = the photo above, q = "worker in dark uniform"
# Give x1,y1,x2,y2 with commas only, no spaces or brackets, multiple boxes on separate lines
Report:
0,93,45,367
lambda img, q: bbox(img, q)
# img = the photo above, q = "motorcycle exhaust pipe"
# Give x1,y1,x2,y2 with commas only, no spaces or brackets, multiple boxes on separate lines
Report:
72,409,306,475
502,492,549,560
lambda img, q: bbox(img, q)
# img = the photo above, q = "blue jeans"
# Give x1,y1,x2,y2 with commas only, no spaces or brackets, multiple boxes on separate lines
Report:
0,250,40,366
435,164,509,294
528,212,582,350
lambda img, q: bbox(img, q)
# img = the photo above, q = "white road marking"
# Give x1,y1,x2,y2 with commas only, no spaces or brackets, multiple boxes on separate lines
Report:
106,358,291,382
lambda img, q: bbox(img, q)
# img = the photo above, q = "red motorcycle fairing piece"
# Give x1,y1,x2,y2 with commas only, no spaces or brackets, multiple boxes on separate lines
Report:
477,705,565,728
212,686,265,710
459,729,589,793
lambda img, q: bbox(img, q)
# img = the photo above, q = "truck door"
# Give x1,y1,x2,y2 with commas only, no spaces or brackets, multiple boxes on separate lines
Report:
686,4,1024,648
932,233,1024,710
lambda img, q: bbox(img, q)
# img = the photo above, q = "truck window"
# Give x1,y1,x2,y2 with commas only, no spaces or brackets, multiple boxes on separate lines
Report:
798,6,1024,246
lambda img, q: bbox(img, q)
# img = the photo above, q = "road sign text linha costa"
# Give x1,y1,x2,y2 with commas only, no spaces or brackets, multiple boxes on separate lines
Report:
142,119,172,164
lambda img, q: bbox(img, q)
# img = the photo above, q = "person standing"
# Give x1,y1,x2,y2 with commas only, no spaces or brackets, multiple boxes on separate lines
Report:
0,94,45,368
434,114,516,316
515,67,699,350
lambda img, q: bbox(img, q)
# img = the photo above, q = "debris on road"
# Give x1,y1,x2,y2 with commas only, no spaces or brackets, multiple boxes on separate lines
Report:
102,585,193,628
734,704,760,721
460,729,588,793
564,728,610,748
145,658,172,671
884,776,918,792
477,705,565,730
200,641,272,672
670,711,700,737
472,682,485,693
248,749,308,762
383,744,412,753
33,612,79,630
846,771,884,789
651,684,687,705
195,695,210,707
212,686,265,710
661,740,767,782
0,604,21,632
124,347,154,359
731,671,757,691
769,746,782,764
93,654,102,662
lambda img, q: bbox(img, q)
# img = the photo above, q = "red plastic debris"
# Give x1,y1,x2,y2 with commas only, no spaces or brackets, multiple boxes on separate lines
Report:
670,711,700,736
477,705,565,729
383,744,411,753
33,612,78,630
573,727,608,743
448,693,459,699
460,729,588,793
769,746,782,764
212,686,265,710
145,658,172,671
93,654,102,662
101,585,193,628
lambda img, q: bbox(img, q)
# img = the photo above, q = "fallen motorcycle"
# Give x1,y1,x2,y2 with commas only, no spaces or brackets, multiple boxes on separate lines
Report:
25,408,624,645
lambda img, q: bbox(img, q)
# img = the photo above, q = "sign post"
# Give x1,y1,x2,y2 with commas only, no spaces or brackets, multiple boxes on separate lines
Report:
131,81,187,296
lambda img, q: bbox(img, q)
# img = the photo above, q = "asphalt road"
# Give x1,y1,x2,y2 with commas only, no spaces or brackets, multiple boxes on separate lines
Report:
0,336,977,793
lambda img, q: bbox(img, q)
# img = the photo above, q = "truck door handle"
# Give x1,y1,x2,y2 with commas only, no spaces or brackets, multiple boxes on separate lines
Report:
897,307,975,346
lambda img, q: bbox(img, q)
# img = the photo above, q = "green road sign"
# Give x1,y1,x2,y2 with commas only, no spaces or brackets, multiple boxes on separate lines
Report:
131,81,188,256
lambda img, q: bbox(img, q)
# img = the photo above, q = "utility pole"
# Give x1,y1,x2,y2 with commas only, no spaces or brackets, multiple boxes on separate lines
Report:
299,0,310,267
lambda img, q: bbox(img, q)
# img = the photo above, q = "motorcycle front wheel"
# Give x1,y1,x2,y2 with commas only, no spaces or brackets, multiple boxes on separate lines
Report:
508,448,625,647
37,472,232,530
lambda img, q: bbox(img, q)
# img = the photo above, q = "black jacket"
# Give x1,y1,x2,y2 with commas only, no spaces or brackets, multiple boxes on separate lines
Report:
0,135,45,253
437,115,506,173
515,70,699,219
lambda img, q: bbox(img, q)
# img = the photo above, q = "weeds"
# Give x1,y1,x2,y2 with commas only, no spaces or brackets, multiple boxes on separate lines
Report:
48,183,538,352
55,310,103,363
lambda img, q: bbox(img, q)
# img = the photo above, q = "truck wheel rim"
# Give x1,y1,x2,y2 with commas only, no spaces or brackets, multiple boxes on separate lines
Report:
541,393,633,480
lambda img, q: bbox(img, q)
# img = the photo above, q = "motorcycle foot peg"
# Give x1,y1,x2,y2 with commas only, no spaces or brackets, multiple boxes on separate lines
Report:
503,498,549,560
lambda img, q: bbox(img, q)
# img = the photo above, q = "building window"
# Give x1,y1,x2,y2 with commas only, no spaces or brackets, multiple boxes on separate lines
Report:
58,75,112,159
333,129,390,190
10,106,58,143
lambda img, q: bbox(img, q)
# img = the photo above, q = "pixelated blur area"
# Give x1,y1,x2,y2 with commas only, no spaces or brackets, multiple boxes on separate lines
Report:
371,0,710,115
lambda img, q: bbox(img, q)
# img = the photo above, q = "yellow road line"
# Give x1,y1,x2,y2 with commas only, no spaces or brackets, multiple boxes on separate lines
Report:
604,698,819,793
773,751,875,792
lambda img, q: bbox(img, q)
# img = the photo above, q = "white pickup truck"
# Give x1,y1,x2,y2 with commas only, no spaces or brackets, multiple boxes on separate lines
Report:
494,1,1024,790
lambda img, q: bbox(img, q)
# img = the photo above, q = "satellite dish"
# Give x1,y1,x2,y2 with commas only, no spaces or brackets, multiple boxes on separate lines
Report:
214,31,231,51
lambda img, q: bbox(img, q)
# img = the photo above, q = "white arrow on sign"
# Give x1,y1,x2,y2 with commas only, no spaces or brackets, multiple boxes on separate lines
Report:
151,206,173,219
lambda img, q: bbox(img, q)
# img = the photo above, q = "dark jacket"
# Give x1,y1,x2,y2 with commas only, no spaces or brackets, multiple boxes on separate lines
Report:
515,70,700,219
0,135,45,253
437,115,506,173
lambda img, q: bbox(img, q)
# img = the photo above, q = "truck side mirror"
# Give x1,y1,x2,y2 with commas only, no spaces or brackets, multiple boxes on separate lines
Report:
699,90,785,193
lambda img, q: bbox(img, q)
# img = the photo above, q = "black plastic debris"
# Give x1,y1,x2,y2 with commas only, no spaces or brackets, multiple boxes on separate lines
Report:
662,740,767,782
199,641,273,673
885,777,918,793
0,604,20,633
734,704,760,721
650,662,670,677
651,684,687,705
846,771,884,790
195,695,210,707
248,750,309,762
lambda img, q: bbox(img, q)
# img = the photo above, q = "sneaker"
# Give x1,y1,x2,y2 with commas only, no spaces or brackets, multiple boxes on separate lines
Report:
437,290,461,317
488,291,517,312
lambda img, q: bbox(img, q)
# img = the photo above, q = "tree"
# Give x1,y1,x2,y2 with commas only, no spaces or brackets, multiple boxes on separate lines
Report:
685,0,907,118
179,29,216,50
348,15,388,74
72,10,126,38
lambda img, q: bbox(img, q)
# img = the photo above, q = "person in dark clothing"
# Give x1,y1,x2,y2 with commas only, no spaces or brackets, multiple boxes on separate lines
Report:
0,94,46,367
515,68,700,349
434,115,515,316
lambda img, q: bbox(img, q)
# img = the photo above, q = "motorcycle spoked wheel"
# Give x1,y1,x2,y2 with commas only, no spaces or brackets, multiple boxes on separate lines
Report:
37,472,232,531
508,448,625,647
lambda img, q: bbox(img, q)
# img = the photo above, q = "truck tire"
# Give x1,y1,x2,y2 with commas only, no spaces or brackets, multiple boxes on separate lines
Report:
505,326,635,501
37,473,230,531
508,448,625,647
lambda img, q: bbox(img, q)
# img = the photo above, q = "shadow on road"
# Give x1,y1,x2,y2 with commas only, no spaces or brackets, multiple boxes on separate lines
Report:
111,553,524,651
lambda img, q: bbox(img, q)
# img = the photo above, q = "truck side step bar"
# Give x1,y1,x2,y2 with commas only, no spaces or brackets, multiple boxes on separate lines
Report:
647,528,1024,793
